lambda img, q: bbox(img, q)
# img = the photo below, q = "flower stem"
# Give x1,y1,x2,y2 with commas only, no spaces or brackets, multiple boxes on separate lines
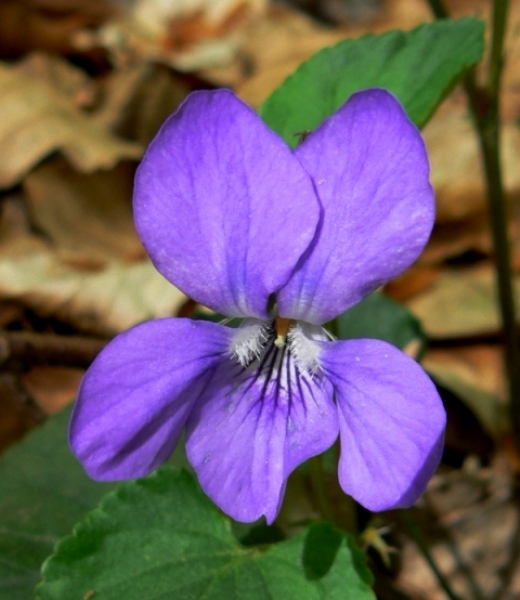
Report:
425,0,448,18
426,0,520,447
400,510,462,600
308,454,334,522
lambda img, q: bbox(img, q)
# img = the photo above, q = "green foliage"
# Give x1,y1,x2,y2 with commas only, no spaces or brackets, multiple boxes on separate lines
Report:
0,407,114,600
261,17,484,144
37,468,375,600
335,291,426,354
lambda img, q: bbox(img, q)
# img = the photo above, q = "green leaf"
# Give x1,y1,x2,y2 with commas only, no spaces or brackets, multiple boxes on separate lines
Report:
335,291,426,354
0,406,114,600
37,468,374,600
260,17,484,144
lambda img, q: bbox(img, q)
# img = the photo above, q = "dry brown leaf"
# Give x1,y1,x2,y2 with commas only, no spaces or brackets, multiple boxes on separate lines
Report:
23,158,143,265
228,7,348,107
0,53,142,189
397,457,520,600
0,372,43,452
501,0,520,124
93,62,193,145
132,0,265,40
83,0,267,72
423,345,508,436
0,0,115,58
420,212,495,265
281,0,383,25
406,263,520,339
21,366,84,415
0,248,186,336
0,57,194,335
0,195,185,335
384,265,441,302
423,93,520,224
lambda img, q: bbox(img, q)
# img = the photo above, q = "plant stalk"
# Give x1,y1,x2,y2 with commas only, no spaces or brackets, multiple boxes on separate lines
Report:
401,510,462,600
308,455,334,523
426,0,520,445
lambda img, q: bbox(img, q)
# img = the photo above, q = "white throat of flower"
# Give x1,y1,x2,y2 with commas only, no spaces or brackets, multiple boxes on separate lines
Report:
230,317,327,376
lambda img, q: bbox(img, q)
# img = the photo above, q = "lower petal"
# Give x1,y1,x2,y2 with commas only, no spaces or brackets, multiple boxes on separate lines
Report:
70,318,232,480
320,338,445,511
185,348,338,523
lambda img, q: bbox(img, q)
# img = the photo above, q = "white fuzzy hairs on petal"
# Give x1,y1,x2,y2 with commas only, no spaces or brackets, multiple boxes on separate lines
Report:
230,318,270,367
287,322,328,375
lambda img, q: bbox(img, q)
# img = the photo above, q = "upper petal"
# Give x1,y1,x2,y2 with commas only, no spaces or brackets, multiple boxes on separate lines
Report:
278,89,435,324
185,340,338,523
134,89,320,319
320,338,445,511
70,318,232,480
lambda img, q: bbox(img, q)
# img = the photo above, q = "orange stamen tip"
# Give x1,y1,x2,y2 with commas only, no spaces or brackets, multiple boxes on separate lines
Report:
275,317,293,339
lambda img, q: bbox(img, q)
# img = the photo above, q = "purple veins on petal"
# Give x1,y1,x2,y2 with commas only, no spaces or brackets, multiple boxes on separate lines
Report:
69,319,232,481
185,320,338,524
319,337,446,511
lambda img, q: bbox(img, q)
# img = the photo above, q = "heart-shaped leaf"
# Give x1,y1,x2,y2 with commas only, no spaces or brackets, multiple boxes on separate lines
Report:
261,17,484,144
37,467,374,599
336,291,426,356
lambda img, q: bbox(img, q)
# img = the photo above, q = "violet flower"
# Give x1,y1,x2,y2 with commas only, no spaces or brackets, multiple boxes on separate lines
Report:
70,88,445,524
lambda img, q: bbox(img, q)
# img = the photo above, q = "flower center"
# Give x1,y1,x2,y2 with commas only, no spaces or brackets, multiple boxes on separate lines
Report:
227,319,329,414
230,318,326,377
274,316,293,349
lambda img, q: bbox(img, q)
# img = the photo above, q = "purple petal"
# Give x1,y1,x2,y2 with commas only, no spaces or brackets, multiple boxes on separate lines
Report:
320,338,445,511
70,318,232,480
134,89,320,320
278,89,435,324
185,352,338,523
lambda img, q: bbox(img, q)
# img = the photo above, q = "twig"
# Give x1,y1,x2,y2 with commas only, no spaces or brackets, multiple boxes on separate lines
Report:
425,0,520,448
0,330,107,369
400,510,462,600
308,454,335,523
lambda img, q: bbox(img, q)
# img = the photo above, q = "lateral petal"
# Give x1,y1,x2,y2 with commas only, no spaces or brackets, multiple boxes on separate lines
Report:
70,318,232,480
320,338,445,511
185,348,338,523
134,89,320,319
278,89,434,324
